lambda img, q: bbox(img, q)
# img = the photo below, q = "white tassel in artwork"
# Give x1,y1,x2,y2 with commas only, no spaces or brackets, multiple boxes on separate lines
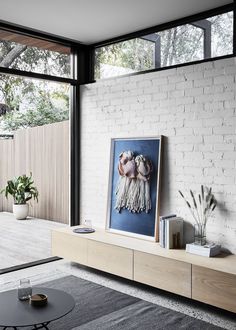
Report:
115,151,152,214
115,151,136,212
135,154,152,214
115,176,130,211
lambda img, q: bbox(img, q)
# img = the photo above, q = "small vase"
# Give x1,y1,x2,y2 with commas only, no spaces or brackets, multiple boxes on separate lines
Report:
18,278,32,300
194,224,206,246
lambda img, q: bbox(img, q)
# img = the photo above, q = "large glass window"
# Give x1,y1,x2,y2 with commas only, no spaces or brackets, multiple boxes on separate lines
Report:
210,11,233,57
0,26,77,272
0,30,71,77
159,25,204,67
95,10,233,79
95,38,155,79
0,74,69,133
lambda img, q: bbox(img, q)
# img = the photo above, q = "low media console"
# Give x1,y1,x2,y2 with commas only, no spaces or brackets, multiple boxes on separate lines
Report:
52,226,236,313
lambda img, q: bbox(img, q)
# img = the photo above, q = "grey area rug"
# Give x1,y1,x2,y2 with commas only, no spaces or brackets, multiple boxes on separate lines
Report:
26,275,223,330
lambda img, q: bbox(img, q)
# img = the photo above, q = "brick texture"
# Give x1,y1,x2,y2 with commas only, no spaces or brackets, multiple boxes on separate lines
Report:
80,57,236,253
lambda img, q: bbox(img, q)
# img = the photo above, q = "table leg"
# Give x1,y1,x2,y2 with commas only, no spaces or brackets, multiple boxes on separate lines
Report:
1,323,49,330
33,322,50,329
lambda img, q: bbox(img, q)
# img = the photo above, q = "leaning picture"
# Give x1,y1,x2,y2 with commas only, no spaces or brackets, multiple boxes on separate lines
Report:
106,137,162,240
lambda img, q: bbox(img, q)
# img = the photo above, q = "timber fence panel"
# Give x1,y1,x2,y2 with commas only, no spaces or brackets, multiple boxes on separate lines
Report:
0,121,69,224
0,139,15,212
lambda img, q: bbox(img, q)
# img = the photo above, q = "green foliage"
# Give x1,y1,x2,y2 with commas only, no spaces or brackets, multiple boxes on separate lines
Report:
95,38,154,79
95,13,233,79
0,75,25,111
0,39,70,129
15,47,70,77
209,12,233,57
0,40,70,77
1,106,69,131
0,75,69,131
160,25,203,67
1,173,39,204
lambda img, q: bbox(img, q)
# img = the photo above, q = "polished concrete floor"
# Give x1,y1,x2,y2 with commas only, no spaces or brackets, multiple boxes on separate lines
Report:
0,212,66,269
0,259,235,330
0,213,235,329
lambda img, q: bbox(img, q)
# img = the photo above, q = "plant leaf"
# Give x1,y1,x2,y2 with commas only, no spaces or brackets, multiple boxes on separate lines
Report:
201,185,204,200
190,190,197,209
198,194,201,204
178,190,184,198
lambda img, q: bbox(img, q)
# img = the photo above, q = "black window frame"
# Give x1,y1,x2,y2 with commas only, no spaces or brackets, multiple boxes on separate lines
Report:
0,20,94,229
92,3,236,80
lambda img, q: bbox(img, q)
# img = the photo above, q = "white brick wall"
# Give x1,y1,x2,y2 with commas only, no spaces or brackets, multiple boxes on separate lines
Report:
80,57,236,254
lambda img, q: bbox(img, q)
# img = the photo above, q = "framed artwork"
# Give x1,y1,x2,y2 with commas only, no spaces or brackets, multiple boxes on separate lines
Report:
106,137,162,241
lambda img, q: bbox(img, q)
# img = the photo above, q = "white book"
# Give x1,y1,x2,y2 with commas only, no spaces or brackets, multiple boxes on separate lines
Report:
160,219,163,247
166,217,183,249
159,214,176,248
186,243,221,257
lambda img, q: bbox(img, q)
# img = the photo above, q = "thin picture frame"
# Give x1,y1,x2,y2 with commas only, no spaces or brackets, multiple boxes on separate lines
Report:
106,136,162,241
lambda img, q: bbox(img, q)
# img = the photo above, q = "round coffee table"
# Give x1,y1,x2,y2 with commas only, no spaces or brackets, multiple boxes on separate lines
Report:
0,287,75,329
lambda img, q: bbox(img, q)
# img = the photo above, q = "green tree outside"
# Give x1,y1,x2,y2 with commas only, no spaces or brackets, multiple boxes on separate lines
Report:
0,39,70,132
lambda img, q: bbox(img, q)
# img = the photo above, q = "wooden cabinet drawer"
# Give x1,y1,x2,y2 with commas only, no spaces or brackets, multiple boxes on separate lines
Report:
192,265,236,313
87,240,133,279
134,251,191,298
52,231,87,265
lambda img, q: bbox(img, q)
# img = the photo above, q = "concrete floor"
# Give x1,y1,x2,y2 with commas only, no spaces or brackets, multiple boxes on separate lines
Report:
0,259,235,330
0,212,67,269
0,213,235,329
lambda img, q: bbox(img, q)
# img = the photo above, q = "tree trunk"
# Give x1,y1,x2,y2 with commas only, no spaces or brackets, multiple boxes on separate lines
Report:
0,44,27,67
169,28,178,66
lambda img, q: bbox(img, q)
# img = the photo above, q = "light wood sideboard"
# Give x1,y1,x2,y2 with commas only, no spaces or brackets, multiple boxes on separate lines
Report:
134,251,191,298
87,240,133,279
51,226,236,313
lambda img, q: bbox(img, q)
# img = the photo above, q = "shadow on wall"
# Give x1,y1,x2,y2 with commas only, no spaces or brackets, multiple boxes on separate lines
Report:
160,136,194,244
159,136,170,215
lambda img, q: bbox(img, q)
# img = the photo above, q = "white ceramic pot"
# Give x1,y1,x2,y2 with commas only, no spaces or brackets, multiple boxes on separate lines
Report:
13,204,29,220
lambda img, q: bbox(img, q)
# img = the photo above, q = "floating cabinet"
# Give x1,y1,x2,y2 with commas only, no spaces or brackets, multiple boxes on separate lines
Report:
52,230,87,265
192,265,236,313
87,240,133,279
52,227,236,312
134,251,191,298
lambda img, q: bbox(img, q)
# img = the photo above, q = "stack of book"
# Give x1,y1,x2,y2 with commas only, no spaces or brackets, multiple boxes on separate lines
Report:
186,243,221,257
159,214,184,249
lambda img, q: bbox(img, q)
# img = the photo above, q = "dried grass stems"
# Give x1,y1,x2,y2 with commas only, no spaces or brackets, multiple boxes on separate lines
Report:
179,185,217,228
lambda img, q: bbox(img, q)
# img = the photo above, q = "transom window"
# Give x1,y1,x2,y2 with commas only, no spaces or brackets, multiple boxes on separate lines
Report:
95,11,233,80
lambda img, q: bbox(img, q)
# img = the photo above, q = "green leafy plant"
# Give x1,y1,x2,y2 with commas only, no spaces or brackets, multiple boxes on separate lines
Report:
1,173,39,204
0,106,69,131
178,185,217,227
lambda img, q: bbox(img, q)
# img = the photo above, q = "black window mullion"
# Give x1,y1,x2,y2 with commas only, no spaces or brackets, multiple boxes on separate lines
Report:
69,45,94,227
0,66,77,85
70,46,80,227
70,83,80,227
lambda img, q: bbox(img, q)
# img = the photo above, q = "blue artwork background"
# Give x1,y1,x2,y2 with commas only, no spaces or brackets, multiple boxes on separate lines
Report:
109,138,160,237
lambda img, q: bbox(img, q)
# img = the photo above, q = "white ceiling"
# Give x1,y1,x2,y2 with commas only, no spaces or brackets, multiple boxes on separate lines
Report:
0,0,233,44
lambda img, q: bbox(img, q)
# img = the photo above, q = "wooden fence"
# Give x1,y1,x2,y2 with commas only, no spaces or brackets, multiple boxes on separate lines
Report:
0,121,69,224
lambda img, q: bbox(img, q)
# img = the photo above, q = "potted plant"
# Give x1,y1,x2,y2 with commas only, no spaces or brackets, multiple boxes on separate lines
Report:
1,173,38,220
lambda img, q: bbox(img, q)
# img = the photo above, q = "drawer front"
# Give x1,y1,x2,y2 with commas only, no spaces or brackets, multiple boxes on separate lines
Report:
192,265,236,313
52,231,87,265
134,251,191,298
87,240,133,279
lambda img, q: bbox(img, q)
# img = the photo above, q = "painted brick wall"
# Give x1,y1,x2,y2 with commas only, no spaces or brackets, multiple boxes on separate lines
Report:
80,57,236,254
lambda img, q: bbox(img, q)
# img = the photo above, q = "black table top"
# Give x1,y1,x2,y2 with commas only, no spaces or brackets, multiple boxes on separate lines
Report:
0,287,75,327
